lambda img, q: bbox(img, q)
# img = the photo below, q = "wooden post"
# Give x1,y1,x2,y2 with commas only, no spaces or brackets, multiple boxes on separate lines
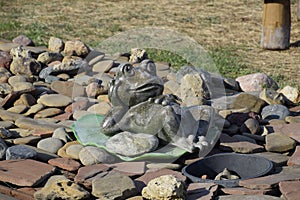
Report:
261,0,291,50
297,0,300,20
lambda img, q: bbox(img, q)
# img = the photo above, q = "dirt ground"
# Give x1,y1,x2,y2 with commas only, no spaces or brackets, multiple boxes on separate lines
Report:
1,0,300,86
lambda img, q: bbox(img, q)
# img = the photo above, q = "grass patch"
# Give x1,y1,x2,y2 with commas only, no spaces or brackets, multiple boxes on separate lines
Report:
23,22,50,46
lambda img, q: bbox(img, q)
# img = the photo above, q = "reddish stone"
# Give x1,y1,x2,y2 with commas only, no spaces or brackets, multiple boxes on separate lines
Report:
287,146,300,166
0,51,12,68
289,105,300,112
0,159,55,187
135,168,186,192
221,187,273,195
279,180,300,200
269,123,300,143
0,92,20,109
106,162,146,177
48,157,81,171
12,187,36,200
53,112,72,121
74,164,110,185
187,183,218,200
65,100,89,113
220,141,264,153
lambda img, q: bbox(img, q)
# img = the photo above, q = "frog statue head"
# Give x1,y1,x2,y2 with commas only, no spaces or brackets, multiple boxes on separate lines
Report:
108,59,164,107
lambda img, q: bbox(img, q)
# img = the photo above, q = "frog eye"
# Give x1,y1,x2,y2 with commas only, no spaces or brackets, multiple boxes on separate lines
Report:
141,59,156,75
121,63,135,77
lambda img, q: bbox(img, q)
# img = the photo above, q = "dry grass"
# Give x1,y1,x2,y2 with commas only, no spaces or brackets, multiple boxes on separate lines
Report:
0,0,300,87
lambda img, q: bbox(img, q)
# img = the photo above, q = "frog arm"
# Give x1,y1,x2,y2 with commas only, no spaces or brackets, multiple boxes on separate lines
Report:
100,106,128,136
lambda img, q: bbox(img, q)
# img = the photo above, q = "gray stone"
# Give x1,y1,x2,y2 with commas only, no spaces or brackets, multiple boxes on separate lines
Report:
240,118,261,134
261,104,290,120
0,138,8,159
142,175,186,200
12,35,34,46
37,138,64,154
79,146,116,165
66,144,84,160
6,144,37,160
48,37,64,52
255,152,290,167
105,131,159,157
216,194,281,200
236,73,278,92
38,94,72,107
265,133,296,153
92,173,138,199
15,117,64,132
34,175,90,200
44,75,61,83
0,67,11,83
0,83,12,95
52,127,72,143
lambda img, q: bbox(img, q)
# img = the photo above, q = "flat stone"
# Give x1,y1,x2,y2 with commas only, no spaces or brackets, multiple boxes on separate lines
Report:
50,80,85,97
279,180,300,200
6,145,37,160
7,104,28,113
287,146,300,166
269,123,300,143
87,101,111,115
105,131,159,157
24,103,44,116
216,194,281,200
53,112,72,121
79,146,116,165
37,94,72,107
37,137,64,154
24,144,59,162
12,35,34,46
16,117,65,131
52,127,72,143
106,162,146,177
240,118,260,134
48,157,81,171
221,187,273,196
57,141,80,158
34,175,90,200
66,144,84,160
187,182,218,200
254,152,289,167
239,166,300,190
14,93,36,106
48,37,64,52
0,109,24,122
64,100,90,113
0,159,55,186
13,135,41,145
0,50,12,69
92,59,114,73
279,85,300,103
34,108,63,118
236,72,278,92
146,163,181,170
0,67,11,83
0,121,14,129
261,104,290,120
265,133,296,153
220,141,264,153
92,172,138,199
12,81,35,93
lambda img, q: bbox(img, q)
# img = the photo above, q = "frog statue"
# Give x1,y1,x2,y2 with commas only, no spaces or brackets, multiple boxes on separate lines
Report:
100,59,217,153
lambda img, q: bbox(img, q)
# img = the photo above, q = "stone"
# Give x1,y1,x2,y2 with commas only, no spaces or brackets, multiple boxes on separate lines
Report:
13,135,41,145
129,48,148,63
0,51,12,68
0,67,11,83
66,144,84,160
8,75,27,86
52,127,72,143
92,59,114,73
85,81,106,97
51,80,85,97
216,194,282,200
0,138,8,160
279,85,300,103
12,35,34,46
287,146,300,166
270,123,300,143
180,73,207,106
0,42,19,52
279,180,300,200
220,141,264,153
85,50,105,66
220,187,273,196
155,62,171,78
37,94,72,107
63,40,90,57
142,175,186,200
10,57,41,76
0,121,14,129
87,101,111,115
48,37,64,52
24,103,44,116
106,162,146,177
65,99,90,113
6,144,37,160
14,93,36,106
147,163,181,170
236,73,278,92
0,83,12,96
255,152,289,167
72,110,92,120
34,108,62,118
164,80,180,95
0,159,55,187
92,172,138,199
79,146,116,165
48,157,81,171
0,109,24,122
7,104,28,113
261,104,290,120
187,183,218,200
37,137,64,154
37,52,63,64
239,166,300,190
15,117,64,132
265,133,296,153
240,118,261,134
105,131,159,157
34,175,90,200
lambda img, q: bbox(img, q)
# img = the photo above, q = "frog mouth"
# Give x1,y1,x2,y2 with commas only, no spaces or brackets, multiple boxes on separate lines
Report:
133,83,163,93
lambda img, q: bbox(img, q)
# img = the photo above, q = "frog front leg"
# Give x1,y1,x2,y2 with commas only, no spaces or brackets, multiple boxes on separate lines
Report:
100,106,128,136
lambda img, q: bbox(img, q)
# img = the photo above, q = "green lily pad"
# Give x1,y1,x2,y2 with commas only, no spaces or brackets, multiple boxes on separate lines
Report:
71,114,187,162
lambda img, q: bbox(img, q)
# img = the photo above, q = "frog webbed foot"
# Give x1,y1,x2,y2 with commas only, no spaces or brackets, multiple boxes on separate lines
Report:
148,94,181,106
172,135,210,153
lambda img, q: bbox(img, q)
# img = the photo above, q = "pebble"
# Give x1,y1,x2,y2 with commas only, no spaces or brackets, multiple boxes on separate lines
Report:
48,157,81,171
6,144,37,160
38,94,72,107
265,133,296,153
48,37,64,52
66,144,84,160
12,35,34,46
79,146,116,165
37,137,64,154
52,127,72,143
